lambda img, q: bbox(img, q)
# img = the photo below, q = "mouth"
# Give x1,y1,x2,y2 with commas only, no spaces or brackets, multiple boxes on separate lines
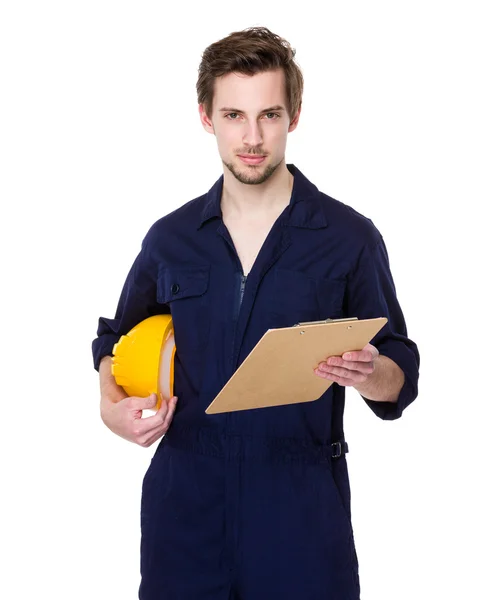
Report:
237,154,267,165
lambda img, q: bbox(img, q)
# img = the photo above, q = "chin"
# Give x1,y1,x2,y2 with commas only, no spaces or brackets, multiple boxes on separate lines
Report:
225,159,278,185
222,155,284,186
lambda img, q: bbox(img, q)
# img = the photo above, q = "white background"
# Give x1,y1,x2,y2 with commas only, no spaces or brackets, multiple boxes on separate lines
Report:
1,1,495,599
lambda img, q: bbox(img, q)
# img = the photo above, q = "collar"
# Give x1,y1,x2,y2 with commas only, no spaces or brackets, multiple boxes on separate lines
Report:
197,163,327,230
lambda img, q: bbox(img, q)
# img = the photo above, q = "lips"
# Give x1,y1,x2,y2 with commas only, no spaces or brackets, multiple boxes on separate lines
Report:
238,155,267,165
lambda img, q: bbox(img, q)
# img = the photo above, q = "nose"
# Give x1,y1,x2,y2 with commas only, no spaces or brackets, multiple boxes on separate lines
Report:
242,119,263,148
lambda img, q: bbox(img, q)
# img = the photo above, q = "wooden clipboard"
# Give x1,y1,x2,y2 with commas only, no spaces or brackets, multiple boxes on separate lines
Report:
205,317,388,414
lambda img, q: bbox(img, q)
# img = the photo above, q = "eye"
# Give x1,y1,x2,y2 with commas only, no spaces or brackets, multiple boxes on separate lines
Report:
224,112,281,121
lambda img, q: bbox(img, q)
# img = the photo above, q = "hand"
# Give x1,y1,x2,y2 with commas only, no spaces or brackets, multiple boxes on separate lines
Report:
100,392,178,447
314,343,380,387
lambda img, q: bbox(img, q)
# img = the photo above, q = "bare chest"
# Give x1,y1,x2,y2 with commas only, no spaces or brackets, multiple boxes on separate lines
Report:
224,219,275,276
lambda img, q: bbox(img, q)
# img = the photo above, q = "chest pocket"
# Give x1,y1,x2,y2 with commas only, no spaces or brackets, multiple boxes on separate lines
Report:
268,268,346,328
157,266,210,359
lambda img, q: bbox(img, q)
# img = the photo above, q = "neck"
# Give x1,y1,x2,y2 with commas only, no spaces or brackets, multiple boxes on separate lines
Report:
220,161,294,220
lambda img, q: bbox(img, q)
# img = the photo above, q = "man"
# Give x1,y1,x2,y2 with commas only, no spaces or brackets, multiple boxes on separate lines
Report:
93,26,419,600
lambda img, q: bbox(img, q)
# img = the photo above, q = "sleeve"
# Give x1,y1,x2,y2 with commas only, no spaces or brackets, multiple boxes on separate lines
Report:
91,236,167,371
345,234,420,420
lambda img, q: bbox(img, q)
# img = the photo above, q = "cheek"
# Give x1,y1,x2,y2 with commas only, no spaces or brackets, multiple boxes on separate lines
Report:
217,129,239,150
267,127,287,147
215,137,233,158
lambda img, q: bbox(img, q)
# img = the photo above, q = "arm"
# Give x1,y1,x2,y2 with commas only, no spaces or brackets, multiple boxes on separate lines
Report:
92,236,177,445
352,354,405,403
317,235,420,420
92,238,162,372
98,354,177,446
352,236,419,418
316,344,405,403
99,355,127,409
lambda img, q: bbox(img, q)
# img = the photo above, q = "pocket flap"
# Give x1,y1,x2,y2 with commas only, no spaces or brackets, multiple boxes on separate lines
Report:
157,266,210,303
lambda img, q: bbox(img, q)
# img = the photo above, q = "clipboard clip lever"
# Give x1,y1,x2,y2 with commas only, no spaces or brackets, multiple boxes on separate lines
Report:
292,317,359,327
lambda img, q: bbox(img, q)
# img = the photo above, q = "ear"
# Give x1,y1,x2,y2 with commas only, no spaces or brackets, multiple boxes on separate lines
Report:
199,104,215,134
288,105,302,133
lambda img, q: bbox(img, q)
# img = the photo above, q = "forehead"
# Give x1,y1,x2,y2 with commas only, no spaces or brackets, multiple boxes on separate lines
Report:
212,68,287,111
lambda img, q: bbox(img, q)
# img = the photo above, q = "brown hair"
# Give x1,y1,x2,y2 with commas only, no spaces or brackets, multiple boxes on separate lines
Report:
196,26,304,122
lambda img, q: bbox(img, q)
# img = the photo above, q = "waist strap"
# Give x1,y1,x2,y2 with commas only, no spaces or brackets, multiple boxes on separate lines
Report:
162,426,349,463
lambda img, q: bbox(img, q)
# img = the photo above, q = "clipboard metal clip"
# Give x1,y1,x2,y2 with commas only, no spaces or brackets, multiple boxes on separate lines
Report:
292,317,359,327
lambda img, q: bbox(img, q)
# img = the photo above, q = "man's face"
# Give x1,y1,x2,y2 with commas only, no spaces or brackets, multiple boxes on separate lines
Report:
199,68,300,185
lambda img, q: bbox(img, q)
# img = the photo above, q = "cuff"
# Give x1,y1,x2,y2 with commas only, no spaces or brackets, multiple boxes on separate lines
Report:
91,334,120,372
362,340,419,421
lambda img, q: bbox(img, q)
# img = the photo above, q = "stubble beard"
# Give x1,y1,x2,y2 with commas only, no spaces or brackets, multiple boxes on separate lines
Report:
223,156,283,185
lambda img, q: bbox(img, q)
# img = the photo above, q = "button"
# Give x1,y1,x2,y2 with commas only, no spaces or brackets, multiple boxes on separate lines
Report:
171,283,180,295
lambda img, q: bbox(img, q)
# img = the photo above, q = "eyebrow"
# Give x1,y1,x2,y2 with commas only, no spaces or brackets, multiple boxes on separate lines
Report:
218,105,285,113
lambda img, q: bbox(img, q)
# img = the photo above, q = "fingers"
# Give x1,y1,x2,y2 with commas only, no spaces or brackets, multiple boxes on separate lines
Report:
315,357,372,386
126,393,160,411
314,368,357,387
342,343,379,362
319,344,378,383
141,395,177,429
139,411,174,447
163,396,178,430
142,430,167,448
324,356,375,375
134,396,178,447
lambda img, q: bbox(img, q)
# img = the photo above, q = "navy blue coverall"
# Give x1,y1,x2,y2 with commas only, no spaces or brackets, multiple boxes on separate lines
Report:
92,164,420,600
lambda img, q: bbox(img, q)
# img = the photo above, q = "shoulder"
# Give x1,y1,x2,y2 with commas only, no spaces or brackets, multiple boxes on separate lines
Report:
317,190,383,248
142,193,207,245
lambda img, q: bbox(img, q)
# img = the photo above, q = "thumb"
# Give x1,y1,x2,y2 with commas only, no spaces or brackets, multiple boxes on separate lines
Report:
147,393,158,408
133,393,158,410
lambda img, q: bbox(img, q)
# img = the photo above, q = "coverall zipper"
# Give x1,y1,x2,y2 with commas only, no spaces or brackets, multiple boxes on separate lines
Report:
238,274,247,313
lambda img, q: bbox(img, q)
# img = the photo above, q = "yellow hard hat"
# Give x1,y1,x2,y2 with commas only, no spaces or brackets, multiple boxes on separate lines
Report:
111,314,175,411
